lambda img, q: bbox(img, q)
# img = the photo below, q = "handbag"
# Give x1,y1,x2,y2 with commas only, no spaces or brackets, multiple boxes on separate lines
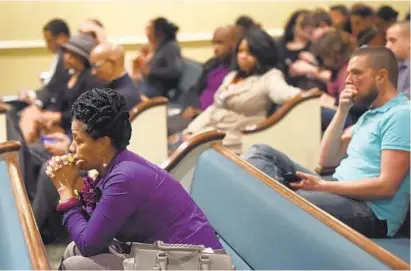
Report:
124,241,234,270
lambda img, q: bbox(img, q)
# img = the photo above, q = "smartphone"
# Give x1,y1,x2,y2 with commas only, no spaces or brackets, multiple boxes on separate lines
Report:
40,135,58,144
282,172,302,186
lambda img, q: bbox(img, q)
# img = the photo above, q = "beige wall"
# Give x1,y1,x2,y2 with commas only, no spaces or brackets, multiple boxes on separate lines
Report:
0,1,409,95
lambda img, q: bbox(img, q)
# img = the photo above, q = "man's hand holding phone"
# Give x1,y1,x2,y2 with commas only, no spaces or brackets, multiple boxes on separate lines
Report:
43,133,71,156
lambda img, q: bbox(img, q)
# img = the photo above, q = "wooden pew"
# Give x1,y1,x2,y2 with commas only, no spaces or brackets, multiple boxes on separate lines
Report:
315,166,410,263
189,144,410,270
0,141,50,270
129,97,168,165
242,88,322,171
161,130,225,190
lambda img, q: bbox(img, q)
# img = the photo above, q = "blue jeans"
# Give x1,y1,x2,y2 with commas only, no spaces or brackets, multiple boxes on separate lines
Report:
321,107,354,131
242,144,387,238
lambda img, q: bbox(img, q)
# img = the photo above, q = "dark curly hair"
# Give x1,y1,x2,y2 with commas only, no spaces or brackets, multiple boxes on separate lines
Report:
235,15,258,30
234,27,279,77
71,88,131,150
153,17,179,41
351,5,375,18
376,6,398,23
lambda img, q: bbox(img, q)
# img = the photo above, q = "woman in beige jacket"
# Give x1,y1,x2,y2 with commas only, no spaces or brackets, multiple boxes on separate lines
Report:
170,27,301,153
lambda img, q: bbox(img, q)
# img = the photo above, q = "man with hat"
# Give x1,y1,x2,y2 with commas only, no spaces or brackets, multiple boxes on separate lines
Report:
90,42,142,110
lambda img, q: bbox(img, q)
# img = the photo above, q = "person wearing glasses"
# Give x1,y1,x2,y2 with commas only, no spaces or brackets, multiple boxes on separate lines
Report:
90,43,142,110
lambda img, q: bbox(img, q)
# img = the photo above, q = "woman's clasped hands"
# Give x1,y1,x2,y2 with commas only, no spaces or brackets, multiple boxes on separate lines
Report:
45,154,85,194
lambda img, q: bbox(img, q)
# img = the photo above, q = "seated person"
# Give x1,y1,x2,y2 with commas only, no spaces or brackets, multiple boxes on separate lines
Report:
20,34,104,143
289,30,366,130
310,8,334,41
286,8,334,77
168,25,238,134
137,17,183,99
169,27,302,154
375,6,399,35
277,10,320,89
32,43,144,237
350,4,385,46
243,47,410,238
386,22,410,98
19,18,70,107
45,88,222,269
90,42,142,110
130,43,153,84
329,5,351,33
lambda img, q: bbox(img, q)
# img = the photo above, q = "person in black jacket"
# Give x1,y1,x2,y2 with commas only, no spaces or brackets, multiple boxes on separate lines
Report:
90,42,142,110
20,19,71,110
138,17,183,99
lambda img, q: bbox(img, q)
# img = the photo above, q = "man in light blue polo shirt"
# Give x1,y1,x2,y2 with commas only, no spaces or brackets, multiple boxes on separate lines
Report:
243,46,410,238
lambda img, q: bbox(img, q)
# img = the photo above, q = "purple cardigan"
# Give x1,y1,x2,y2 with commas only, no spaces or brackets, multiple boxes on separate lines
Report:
62,149,222,256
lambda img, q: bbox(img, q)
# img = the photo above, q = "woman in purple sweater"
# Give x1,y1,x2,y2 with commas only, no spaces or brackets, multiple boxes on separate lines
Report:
45,88,222,269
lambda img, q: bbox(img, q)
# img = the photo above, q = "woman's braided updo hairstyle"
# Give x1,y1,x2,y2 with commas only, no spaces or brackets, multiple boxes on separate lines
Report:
71,88,131,150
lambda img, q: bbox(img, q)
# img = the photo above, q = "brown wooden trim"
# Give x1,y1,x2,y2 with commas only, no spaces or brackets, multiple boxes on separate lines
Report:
242,88,322,134
129,97,168,122
0,141,21,154
2,152,50,270
161,130,225,172
0,102,10,113
211,144,410,270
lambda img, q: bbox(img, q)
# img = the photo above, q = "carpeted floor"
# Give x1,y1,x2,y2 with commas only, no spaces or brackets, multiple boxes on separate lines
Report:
45,241,68,270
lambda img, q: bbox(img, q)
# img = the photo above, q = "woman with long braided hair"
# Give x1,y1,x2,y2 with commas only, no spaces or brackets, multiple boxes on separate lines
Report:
45,88,222,269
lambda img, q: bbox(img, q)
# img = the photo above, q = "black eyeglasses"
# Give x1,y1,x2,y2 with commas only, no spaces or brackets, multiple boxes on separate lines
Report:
90,60,108,69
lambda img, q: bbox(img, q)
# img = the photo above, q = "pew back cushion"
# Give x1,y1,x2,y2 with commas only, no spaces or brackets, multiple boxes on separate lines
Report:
190,148,393,270
169,58,203,106
0,161,31,269
372,238,410,264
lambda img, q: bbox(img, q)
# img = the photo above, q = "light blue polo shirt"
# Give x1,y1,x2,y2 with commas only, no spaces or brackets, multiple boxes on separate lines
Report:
334,93,410,236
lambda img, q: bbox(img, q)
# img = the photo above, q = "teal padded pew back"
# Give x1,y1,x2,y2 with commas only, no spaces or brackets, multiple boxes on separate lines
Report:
0,161,31,269
190,148,394,270
372,238,410,264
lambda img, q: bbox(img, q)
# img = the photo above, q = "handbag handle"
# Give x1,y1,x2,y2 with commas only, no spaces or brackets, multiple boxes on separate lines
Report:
156,241,206,252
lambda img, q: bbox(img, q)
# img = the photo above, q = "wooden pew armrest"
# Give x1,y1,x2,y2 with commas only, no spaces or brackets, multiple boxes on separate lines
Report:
161,130,225,172
0,141,50,270
241,88,322,134
0,102,11,113
0,141,21,154
129,97,168,121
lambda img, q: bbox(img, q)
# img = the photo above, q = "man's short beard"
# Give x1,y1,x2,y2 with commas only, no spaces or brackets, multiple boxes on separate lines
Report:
356,84,379,108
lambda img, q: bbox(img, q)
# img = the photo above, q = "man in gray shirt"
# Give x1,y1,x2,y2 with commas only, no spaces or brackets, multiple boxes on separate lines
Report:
386,21,410,98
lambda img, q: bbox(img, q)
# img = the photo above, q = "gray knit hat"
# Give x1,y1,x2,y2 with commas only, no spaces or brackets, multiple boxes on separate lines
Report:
61,33,96,61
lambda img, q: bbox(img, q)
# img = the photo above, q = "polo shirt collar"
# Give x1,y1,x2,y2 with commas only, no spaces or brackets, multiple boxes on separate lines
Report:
368,93,409,114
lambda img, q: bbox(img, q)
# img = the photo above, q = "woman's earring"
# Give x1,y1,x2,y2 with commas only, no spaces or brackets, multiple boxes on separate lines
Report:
101,151,108,168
